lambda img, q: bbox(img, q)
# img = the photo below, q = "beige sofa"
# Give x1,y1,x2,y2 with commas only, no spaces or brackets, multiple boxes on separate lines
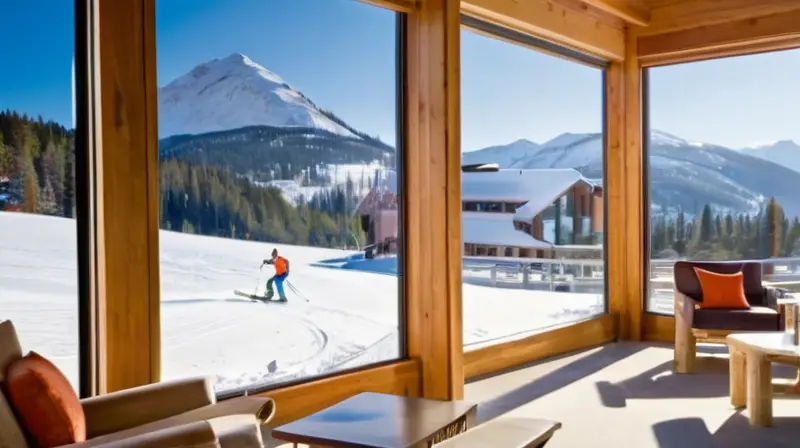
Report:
0,320,273,447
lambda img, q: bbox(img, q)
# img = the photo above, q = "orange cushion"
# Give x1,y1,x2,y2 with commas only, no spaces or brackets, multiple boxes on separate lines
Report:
5,351,86,447
693,267,751,309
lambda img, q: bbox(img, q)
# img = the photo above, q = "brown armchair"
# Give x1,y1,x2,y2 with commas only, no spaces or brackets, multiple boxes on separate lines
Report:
673,261,786,374
0,320,274,447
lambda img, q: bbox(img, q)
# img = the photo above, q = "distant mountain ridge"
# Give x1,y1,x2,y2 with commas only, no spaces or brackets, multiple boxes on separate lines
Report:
740,139,800,174
464,130,800,219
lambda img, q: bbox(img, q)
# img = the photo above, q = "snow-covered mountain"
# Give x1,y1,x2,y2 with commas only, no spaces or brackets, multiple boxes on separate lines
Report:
158,53,357,139
464,130,800,218
740,140,800,174
462,139,540,168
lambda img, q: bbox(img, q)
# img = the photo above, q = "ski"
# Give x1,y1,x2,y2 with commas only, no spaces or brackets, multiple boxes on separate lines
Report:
233,290,287,304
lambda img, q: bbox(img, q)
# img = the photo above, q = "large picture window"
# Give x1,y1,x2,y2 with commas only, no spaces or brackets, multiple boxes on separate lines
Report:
645,49,800,314
0,2,82,389
460,23,606,349
156,0,403,394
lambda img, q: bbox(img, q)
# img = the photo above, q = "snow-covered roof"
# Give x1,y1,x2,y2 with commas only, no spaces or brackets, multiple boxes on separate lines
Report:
508,170,599,222
356,167,599,222
462,212,552,249
462,168,587,202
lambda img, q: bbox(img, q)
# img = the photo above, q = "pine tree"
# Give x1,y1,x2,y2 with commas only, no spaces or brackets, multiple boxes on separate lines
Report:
699,204,713,243
23,168,39,213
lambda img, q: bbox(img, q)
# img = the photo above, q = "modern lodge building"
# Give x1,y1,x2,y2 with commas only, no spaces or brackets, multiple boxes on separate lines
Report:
355,168,604,259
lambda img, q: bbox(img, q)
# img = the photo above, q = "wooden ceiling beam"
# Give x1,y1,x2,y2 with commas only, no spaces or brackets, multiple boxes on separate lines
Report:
358,0,417,13
644,0,800,36
581,0,650,27
461,0,625,61
639,8,800,62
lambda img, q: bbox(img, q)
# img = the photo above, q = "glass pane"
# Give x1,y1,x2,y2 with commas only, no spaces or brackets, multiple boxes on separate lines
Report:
0,3,80,388
646,49,800,314
460,28,606,350
156,0,401,394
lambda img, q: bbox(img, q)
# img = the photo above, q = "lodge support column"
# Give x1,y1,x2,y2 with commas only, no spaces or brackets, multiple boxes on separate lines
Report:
405,0,464,399
606,27,644,340
94,0,160,392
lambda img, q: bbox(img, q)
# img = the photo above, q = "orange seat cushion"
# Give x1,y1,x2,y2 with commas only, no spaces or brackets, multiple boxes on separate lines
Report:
694,267,751,310
6,351,86,447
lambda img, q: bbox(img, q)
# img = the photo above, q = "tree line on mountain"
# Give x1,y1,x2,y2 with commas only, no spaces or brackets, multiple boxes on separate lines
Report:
159,124,395,185
1,112,372,248
160,159,367,248
650,198,800,261
0,111,76,217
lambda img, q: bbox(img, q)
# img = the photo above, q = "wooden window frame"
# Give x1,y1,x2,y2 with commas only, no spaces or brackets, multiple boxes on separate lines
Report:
457,10,621,377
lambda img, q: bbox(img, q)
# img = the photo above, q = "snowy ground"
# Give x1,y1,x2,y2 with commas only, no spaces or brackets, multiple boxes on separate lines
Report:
1,212,603,393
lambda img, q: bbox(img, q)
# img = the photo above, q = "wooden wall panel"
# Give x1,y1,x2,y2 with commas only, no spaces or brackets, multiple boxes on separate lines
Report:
464,315,617,379
94,0,158,392
643,314,674,343
461,0,625,61
405,0,465,401
266,360,421,426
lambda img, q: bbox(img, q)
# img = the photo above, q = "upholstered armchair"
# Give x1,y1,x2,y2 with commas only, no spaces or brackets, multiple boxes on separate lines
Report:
673,261,786,374
0,320,274,447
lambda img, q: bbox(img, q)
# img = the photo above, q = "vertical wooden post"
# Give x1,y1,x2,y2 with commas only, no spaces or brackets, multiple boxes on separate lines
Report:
405,0,464,399
623,28,644,340
94,0,160,392
606,27,644,341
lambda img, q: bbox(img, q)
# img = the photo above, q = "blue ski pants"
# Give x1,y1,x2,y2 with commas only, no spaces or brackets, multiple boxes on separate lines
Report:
266,273,288,299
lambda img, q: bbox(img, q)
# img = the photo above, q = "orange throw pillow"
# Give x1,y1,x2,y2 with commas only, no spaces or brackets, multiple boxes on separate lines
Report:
693,267,751,309
6,351,86,447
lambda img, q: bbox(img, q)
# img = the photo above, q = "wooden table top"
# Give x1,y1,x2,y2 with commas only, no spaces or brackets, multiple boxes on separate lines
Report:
433,417,561,448
727,332,800,357
272,392,478,448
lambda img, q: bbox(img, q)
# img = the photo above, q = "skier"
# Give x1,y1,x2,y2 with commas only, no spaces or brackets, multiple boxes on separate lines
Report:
261,248,289,302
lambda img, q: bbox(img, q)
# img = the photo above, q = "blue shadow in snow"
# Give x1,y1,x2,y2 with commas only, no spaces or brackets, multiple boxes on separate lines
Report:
312,254,398,276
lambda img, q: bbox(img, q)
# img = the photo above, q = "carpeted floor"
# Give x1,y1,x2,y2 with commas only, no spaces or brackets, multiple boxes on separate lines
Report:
465,342,800,448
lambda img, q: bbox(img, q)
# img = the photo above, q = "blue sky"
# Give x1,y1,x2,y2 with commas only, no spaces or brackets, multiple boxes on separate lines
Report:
1,0,799,151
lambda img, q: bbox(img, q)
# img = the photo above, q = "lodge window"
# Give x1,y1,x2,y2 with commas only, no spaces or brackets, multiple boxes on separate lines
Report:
460,15,607,350
155,0,405,396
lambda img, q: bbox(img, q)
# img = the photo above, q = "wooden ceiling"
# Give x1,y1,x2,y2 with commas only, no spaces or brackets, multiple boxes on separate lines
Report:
576,0,800,35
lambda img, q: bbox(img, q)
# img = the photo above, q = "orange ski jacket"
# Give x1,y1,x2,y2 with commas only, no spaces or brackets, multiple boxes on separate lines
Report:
274,256,288,275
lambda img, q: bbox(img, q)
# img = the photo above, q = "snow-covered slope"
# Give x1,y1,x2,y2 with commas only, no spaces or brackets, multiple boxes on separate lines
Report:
158,53,356,139
741,140,800,174
466,130,800,218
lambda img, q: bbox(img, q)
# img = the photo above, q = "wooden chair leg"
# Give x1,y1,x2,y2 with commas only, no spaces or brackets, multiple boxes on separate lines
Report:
674,327,696,374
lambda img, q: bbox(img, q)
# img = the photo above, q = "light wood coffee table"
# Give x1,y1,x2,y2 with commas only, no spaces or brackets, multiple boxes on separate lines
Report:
727,332,800,426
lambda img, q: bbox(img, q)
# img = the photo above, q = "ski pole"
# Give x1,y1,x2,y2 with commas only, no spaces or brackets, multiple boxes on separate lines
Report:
286,280,310,302
254,267,263,297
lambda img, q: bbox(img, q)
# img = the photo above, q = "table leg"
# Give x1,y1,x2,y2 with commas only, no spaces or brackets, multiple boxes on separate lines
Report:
746,352,773,427
729,346,746,409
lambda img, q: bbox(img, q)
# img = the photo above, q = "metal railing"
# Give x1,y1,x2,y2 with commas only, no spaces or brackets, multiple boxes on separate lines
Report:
462,256,604,293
